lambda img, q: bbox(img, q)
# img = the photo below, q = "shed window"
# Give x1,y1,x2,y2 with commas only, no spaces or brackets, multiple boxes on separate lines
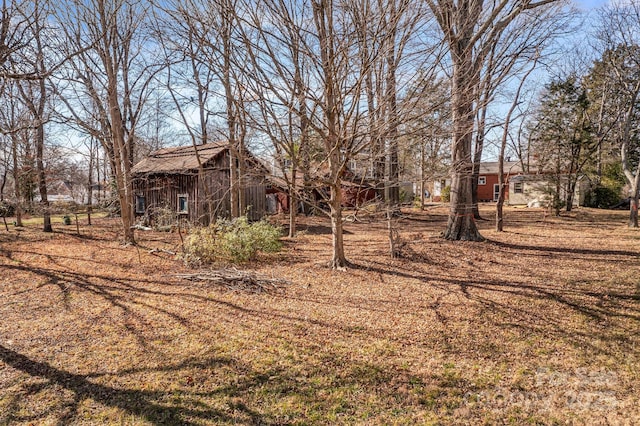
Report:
178,194,188,214
478,176,486,185
135,195,145,214
514,182,524,194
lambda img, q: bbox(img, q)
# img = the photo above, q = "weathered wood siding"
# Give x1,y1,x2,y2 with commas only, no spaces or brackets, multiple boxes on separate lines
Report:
244,184,266,221
132,152,267,225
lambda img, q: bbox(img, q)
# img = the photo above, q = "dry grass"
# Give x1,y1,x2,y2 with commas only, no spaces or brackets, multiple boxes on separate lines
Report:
0,205,638,425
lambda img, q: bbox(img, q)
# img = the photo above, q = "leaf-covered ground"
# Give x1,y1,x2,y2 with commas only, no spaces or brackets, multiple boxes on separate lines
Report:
0,206,638,425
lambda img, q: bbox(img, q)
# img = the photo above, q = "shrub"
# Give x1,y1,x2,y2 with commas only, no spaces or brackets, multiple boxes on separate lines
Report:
0,201,14,217
183,216,282,265
585,185,622,209
150,204,178,230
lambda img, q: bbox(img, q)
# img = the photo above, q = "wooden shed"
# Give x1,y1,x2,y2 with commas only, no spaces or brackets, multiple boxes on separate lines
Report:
131,142,268,225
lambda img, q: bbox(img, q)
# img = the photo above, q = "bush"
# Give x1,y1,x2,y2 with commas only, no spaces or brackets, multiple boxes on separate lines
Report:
183,216,283,265
441,186,451,203
0,201,15,217
585,185,622,209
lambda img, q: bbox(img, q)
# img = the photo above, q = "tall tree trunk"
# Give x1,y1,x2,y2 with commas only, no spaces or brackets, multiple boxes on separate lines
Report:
220,0,240,218
420,141,426,210
472,42,497,220
565,180,576,212
87,137,95,226
33,6,50,233
620,91,639,228
472,101,488,218
629,181,639,228
105,69,135,243
444,57,483,241
36,119,51,232
471,129,484,218
313,0,350,268
385,15,400,210
11,133,22,227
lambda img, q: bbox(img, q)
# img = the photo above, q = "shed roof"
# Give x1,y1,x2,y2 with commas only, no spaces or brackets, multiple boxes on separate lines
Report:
132,142,228,174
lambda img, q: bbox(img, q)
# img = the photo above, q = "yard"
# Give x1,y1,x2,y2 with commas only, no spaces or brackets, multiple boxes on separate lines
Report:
0,206,638,425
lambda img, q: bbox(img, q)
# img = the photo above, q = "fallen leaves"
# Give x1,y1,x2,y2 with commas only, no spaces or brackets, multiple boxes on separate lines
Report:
0,206,638,424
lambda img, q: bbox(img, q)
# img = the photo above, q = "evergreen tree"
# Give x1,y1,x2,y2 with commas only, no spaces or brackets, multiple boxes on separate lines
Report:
529,76,594,215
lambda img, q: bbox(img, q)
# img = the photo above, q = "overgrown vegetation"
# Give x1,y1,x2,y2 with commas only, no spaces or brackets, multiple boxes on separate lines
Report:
183,216,282,265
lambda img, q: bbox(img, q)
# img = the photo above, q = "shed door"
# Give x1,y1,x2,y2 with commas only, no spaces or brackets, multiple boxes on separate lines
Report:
493,184,500,201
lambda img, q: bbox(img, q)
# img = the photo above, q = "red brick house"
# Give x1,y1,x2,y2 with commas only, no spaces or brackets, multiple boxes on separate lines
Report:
476,161,524,202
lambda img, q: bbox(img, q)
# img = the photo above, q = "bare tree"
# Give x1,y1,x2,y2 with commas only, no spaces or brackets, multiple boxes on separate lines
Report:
470,4,573,219
592,1,640,227
157,0,253,220
13,0,55,232
424,0,563,240
55,0,162,243
154,0,226,223
496,55,538,231
401,75,451,208
0,0,35,81
239,0,435,264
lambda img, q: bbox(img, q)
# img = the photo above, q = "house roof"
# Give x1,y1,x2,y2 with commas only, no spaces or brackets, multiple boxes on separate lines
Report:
131,142,228,174
478,161,523,175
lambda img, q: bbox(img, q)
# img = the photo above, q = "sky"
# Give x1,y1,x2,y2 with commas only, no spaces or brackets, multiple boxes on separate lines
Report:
575,0,609,10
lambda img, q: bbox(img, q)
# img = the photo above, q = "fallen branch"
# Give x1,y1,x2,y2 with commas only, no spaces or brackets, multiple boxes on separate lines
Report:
149,248,177,256
175,268,291,294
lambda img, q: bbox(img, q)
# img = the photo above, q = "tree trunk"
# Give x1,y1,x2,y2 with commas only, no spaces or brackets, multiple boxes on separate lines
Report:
630,198,639,228
34,53,51,232
106,83,135,243
565,180,575,212
313,0,351,268
12,133,22,227
496,131,506,232
87,138,95,226
496,56,537,231
329,182,348,269
420,142,426,210
221,0,240,219
472,107,487,220
386,34,400,211
495,200,504,231
630,183,639,228
444,59,483,241
554,178,561,217
288,169,297,238
36,121,51,233
229,152,239,217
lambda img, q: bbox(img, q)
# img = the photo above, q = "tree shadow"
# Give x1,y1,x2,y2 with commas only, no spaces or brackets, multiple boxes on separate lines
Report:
347,255,639,358
0,344,274,425
488,239,640,258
